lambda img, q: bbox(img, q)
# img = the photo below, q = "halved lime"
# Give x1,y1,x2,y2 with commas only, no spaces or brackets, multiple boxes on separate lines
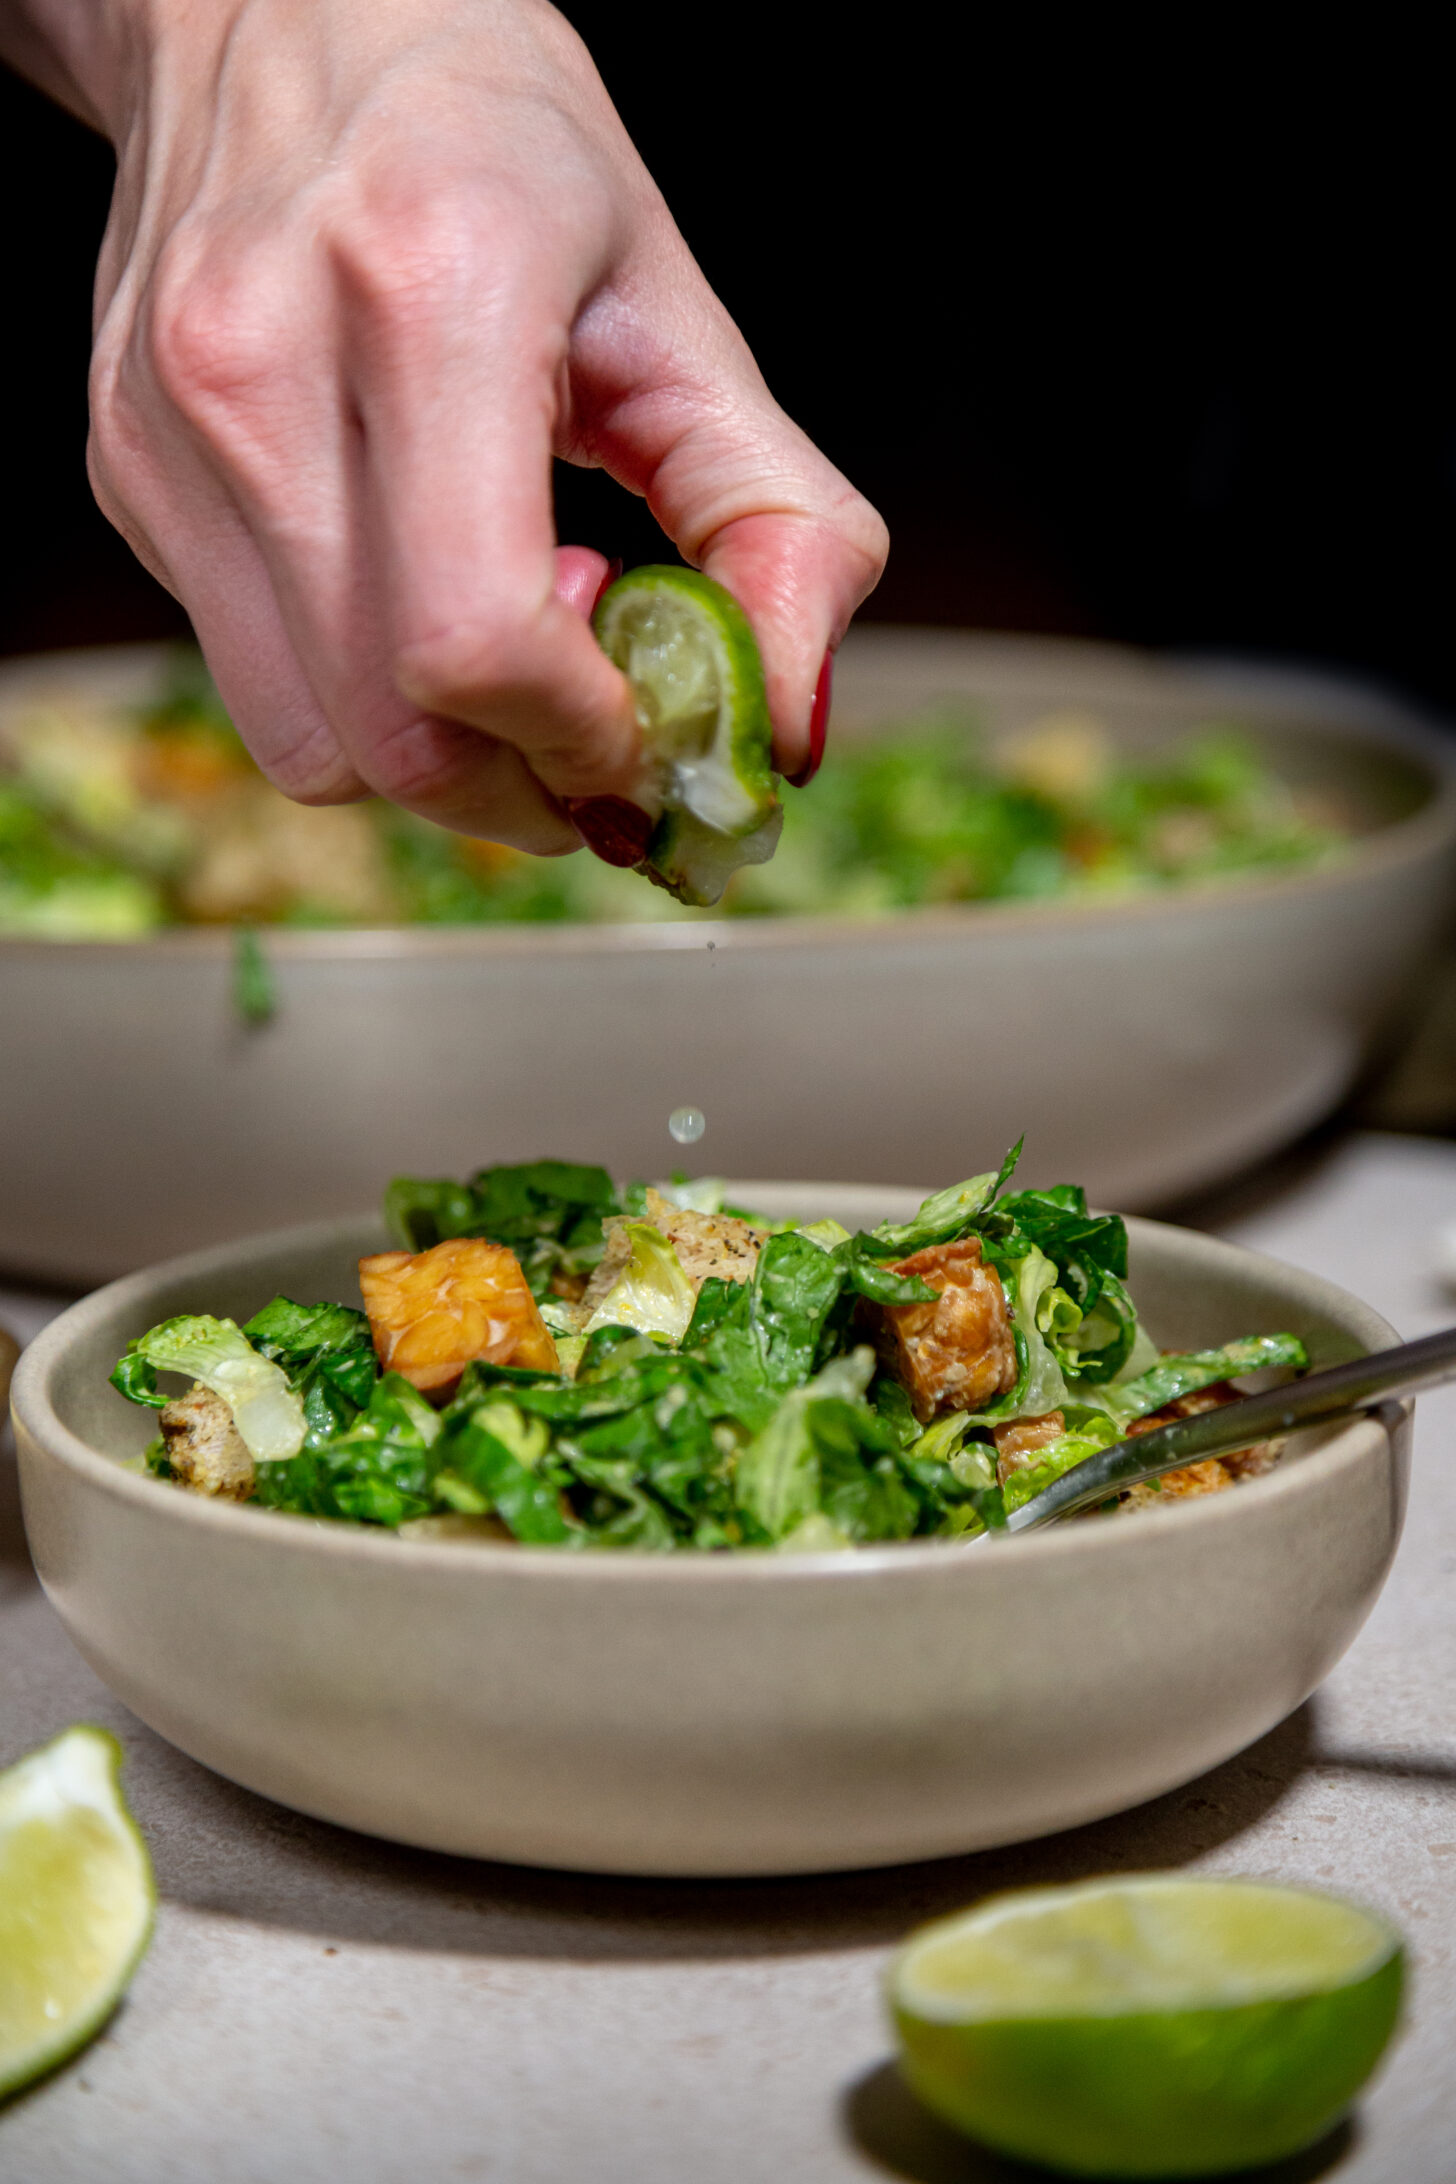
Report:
1,1726,155,2100
890,1875,1403,2178
593,566,781,905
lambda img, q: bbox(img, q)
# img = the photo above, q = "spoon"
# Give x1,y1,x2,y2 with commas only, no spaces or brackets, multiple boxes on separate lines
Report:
988,1324,1456,1536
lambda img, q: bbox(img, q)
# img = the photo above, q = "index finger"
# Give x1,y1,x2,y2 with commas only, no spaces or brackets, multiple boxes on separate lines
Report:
339,210,641,804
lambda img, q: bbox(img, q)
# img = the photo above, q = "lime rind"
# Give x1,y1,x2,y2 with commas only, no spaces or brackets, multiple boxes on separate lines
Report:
641,804,784,908
593,566,781,906
890,1875,1405,2179
0,1725,155,2102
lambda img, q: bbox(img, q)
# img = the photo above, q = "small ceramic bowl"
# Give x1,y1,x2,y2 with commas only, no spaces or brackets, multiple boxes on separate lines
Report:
11,1185,1407,1877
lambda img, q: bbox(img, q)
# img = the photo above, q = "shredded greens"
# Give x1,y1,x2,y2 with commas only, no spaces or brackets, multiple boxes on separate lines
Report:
110,1151,1310,1547
3,649,1346,936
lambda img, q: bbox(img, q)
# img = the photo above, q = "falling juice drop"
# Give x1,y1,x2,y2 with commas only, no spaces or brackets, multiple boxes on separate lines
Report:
668,1106,706,1145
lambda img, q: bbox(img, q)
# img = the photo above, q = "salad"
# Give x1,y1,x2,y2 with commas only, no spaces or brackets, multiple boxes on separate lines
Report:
110,1148,1307,1549
2,647,1344,936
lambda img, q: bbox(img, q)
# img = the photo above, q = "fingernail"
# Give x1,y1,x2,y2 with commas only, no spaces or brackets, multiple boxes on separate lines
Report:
594,558,624,613
567,795,653,867
786,651,833,788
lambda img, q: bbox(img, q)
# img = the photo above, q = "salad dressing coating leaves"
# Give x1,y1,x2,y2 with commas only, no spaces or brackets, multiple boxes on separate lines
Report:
111,1153,1309,1547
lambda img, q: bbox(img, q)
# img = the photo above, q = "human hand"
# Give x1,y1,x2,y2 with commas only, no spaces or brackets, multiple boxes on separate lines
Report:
9,0,885,848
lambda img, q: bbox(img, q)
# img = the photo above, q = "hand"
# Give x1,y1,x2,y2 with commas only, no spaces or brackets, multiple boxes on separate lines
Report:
7,0,886,848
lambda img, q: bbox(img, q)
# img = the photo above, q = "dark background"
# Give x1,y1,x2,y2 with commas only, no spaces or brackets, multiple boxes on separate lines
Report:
2,26,1449,711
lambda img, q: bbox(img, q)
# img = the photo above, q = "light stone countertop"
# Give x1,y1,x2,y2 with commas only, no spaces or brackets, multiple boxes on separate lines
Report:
2,1132,1454,2184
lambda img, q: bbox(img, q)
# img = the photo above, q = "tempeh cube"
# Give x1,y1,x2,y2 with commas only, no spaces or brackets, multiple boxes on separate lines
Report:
872,1236,1018,1422
359,1237,558,1397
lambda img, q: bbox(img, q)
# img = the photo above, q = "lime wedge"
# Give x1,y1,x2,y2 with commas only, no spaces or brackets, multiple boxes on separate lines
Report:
1,1726,155,2100
890,1875,1403,2178
593,566,781,906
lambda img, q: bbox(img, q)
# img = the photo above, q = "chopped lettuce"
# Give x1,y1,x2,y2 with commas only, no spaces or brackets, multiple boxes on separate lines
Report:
1100,1334,1309,1423
583,1224,697,1344
384,1159,620,1302
735,1349,879,1541
254,1372,440,1524
865,1139,1023,1258
111,1313,306,1462
242,1295,377,1448
110,1152,1311,1548
1000,1412,1122,1513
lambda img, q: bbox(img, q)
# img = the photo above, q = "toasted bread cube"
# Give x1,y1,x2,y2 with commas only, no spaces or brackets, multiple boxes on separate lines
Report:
359,1237,558,1397
873,1236,1018,1422
641,1188,768,1291
1119,1378,1281,1507
570,1188,768,1330
161,1382,255,1500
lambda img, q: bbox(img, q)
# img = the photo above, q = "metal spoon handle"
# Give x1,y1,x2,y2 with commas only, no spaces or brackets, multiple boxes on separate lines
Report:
1004,1322,1456,1532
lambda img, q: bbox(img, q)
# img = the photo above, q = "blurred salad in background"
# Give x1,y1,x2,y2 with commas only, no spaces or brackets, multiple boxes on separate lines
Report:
2,646,1346,938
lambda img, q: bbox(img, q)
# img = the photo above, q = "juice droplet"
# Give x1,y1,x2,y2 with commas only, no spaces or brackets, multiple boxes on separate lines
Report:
668,1106,706,1145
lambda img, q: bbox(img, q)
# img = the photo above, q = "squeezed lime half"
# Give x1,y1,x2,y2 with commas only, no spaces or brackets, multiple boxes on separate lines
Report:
593,565,781,905
0,1726,155,2100
890,1874,1404,2178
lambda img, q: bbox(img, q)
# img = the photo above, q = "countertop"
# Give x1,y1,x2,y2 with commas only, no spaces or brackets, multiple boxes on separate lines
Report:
2,1132,1454,2184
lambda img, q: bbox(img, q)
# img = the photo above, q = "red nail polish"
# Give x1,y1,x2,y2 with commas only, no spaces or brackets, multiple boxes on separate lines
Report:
567,795,653,867
593,558,624,613
786,651,833,788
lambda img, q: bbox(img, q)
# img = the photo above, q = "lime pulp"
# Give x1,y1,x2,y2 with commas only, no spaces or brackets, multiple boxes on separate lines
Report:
0,1726,155,2100
593,566,781,906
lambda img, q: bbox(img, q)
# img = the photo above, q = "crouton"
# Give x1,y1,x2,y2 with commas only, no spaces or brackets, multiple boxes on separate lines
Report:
992,1410,1066,1484
642,1188,768,1292
359,1237,558,1397
1119,1380,1283,1509
574,1190,768,1327
160,1382,254,1500
872,1236,1019,1422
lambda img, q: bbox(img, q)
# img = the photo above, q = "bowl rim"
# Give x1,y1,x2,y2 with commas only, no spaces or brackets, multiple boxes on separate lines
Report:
11,1202,1405,1585
3,634,1455,966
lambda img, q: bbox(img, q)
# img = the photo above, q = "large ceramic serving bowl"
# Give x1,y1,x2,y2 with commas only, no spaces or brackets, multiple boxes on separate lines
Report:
2,632,1456,1283
11,1183,1408,1877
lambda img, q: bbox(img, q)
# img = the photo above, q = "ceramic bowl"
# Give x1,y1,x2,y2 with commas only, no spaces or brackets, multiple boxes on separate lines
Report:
3,632,1456,1284
11,1184,1408,1877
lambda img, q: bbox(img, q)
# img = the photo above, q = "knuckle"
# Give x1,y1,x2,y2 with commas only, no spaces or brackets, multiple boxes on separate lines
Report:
393,619,529,719
329,164,565,351
362,713,472,809
146,244,283,426
333,179,507,320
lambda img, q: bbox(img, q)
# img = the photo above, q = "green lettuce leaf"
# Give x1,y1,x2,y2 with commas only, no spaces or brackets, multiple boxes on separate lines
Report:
684,1231,848,1430
959,1246,1072,1428
1000,1412,1122,1512
110,1314,306,1462
434,1400,571,1544
734,1349,879,1541
1100,1333,1309,1423
242,1295,378,1447
864,1139,1023,1258
583,1223,697,1343
384,1158,622,1300
253,1371,439,1523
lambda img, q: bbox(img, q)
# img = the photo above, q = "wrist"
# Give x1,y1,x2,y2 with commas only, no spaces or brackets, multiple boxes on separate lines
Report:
0,0,229,141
